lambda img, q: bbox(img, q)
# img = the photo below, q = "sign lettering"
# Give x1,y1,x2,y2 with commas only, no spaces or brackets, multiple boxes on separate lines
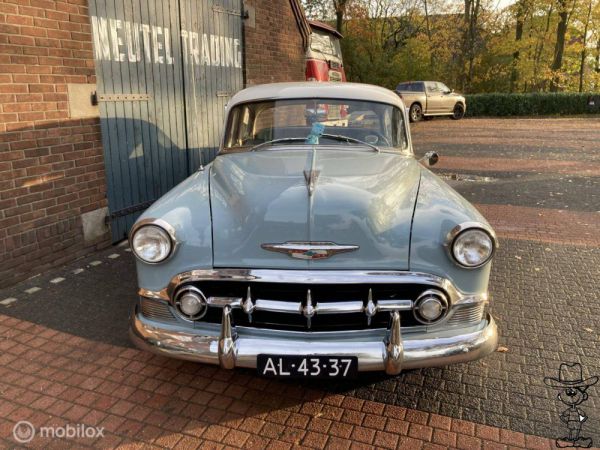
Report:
90,15,241,68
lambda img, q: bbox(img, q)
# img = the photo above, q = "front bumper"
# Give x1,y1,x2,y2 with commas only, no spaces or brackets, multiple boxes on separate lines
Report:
129,304,498,374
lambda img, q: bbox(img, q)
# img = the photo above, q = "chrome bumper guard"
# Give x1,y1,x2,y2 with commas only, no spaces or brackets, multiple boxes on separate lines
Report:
130,305,498,374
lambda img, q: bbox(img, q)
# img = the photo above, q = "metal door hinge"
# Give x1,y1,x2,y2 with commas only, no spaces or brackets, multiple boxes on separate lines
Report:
93,93,152,102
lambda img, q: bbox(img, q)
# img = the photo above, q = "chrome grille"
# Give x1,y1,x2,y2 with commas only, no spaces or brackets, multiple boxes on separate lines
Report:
176,281,444,331
140,299,178,323
447,303,485,326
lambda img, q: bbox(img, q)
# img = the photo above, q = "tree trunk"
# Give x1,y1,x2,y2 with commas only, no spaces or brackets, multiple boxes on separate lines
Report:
462,0,480,92
510,0,528,92
423,0,432,41
550,0,569,91
578,0,593,92
335,9,344,34
596,37,600,72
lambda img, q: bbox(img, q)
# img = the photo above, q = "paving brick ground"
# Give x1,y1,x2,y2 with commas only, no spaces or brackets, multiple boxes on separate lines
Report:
0,117,598,448
0,313,561,449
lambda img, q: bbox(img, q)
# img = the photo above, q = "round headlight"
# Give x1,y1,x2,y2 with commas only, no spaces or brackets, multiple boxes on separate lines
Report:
174,287,207,320
452,228,494,268
131,225,173,263
414,289,448,324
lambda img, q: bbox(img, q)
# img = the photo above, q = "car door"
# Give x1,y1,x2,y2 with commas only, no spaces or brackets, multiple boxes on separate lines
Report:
437,82,455,113
425,82,443,114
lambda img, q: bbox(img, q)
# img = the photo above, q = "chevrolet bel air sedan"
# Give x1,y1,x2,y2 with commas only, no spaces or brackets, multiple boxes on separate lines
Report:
129,82,499,378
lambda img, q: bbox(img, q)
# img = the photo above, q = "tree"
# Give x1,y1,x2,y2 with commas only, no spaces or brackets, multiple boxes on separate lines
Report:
578,0,594,91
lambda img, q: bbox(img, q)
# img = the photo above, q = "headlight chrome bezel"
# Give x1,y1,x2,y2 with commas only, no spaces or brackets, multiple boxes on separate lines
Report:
129,218,178,264
445,222,497,269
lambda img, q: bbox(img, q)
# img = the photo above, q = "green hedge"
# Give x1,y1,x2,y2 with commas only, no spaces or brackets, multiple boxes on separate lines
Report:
464,92,600,117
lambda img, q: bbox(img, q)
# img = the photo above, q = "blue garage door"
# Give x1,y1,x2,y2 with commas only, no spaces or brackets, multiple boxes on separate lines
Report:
89,0,243,241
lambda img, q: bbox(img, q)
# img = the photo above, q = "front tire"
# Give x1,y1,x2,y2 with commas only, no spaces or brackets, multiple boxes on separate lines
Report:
409,103,423,122
451,103,465,120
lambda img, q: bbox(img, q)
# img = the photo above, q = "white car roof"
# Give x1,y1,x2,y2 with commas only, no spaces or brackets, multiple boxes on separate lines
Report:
227,82,405,109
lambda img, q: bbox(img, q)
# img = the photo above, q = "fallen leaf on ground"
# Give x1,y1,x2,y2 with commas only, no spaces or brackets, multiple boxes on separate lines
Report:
497,346,509,353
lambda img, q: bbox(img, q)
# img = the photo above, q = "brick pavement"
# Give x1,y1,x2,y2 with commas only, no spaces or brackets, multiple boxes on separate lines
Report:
476,204,599,247
0,314,558,449
436,156,600,177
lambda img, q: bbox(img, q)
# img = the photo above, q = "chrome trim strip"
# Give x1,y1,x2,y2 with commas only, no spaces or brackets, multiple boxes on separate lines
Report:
376,299,413,311
207,296,243,308
139,288,166,300
255,299,302,313
141,269,476,305
316,301,364,314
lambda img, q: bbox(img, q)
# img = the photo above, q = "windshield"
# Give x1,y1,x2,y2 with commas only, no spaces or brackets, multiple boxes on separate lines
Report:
223,98,409,152
310,30,342,59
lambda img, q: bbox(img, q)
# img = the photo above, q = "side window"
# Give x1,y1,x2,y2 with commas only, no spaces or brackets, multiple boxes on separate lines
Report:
417,82,425,92
438,82,450,93
425,82,438,93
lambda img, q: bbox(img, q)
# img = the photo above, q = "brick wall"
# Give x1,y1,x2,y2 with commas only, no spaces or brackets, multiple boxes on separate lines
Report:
0,0,308,289
244,0,307,85
0,0,109,288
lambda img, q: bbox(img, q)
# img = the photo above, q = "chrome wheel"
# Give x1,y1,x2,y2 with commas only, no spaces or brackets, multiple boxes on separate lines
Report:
410,104,422,122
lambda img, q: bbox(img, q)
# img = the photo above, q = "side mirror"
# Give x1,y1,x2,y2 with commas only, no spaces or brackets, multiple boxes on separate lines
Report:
420,151,439,166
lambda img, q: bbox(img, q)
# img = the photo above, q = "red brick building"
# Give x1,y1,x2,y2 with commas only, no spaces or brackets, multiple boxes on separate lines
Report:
0,0,310,288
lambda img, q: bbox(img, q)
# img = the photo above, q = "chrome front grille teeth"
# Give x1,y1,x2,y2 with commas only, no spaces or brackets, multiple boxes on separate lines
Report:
176,285,418,329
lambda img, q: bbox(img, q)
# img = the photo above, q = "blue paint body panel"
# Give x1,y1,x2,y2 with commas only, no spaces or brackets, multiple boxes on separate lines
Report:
409,168,492,294
135,170,213,291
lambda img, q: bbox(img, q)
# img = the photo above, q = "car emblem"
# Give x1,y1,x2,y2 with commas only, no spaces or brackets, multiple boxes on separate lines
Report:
261,241,359,260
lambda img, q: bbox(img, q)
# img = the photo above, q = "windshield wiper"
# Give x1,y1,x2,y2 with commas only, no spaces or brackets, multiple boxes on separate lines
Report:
250,137,307,151
320,134,380,153
249,134,381,153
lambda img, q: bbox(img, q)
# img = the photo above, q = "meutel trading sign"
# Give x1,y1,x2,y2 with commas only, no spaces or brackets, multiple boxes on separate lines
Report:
91,15,242,68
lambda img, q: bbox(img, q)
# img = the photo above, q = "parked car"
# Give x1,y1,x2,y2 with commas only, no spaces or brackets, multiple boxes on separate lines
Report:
129,82,498,378
396,81,466,122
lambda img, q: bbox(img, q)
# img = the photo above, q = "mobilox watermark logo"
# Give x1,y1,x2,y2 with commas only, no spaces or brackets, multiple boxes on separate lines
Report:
12,420,104,443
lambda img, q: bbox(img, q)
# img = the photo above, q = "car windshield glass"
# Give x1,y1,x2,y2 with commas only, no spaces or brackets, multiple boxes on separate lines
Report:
223,98,409,152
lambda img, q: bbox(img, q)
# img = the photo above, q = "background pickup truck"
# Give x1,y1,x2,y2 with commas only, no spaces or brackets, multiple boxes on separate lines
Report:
396,81,466,122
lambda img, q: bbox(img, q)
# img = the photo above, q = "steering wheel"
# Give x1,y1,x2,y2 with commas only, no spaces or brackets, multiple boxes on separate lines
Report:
363,132,391,147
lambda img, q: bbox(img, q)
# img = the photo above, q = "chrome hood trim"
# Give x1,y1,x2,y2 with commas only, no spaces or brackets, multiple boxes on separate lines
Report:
261,241,359,260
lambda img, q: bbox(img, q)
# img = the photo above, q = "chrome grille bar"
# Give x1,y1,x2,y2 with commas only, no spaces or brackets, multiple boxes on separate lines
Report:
207,296,243,308
254,299,302,313
377,299,413,311
315,300,364,314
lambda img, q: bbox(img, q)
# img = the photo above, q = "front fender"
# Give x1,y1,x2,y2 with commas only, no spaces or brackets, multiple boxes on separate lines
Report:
410,169,493,295
133,168,213,292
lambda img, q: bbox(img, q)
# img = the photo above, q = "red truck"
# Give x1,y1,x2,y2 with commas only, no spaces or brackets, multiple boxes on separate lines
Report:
306,20,346,82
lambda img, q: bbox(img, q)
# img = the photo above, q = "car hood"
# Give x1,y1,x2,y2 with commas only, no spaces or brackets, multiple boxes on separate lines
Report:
209,148,420,269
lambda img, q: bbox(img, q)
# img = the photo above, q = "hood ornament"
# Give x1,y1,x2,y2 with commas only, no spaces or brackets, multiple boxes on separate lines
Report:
261,241,359,260
303,170,320,196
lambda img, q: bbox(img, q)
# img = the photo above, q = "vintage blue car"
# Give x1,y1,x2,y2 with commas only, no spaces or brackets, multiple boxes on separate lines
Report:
129,82,498,378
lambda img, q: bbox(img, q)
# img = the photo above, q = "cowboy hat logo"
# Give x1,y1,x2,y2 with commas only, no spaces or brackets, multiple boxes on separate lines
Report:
544,362,598,448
